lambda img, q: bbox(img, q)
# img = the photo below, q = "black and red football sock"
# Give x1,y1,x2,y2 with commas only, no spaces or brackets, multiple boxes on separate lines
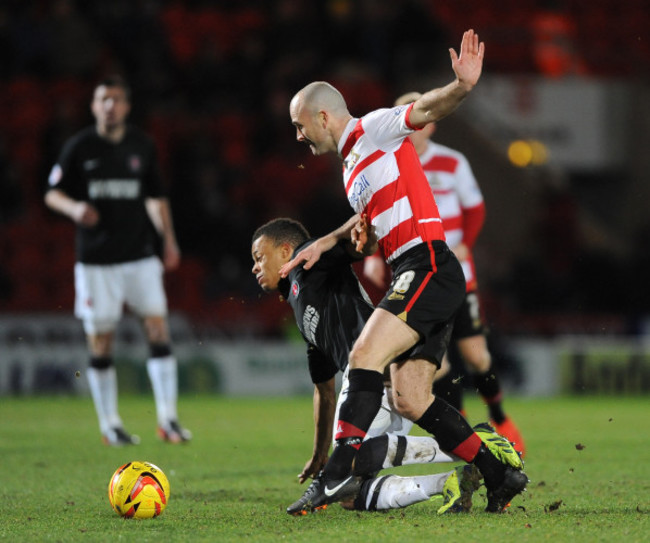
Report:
415,396,505,487
323,368,384,480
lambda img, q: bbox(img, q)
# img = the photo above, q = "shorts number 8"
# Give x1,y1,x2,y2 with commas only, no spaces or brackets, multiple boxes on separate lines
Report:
392,270,415,294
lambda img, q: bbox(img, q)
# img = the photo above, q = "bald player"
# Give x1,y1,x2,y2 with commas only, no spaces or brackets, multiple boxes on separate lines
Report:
281,30,527,514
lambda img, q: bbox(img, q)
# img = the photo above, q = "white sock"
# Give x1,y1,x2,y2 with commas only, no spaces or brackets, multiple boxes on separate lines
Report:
146,356,178,426
366,472,451,510
384,435,456,468
411,472,452,496
87,367,122,433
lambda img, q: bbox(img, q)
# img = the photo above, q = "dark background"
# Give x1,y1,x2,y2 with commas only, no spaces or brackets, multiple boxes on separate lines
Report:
1,0,649,341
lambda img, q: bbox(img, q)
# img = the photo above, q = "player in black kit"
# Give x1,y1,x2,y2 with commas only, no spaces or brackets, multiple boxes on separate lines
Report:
45,75,191,446
251,216,514,515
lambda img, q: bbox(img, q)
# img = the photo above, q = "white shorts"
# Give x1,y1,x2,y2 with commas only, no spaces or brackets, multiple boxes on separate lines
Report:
333,367,414,445
74,256,168,334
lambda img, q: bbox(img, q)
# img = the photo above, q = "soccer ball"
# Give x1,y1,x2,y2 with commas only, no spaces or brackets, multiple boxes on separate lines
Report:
108,461,170,519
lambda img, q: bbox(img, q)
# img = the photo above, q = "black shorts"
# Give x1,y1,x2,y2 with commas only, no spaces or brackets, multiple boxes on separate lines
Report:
451,290,487,340
377,241,465,368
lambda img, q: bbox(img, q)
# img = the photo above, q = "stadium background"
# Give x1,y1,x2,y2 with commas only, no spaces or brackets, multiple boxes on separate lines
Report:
1,0,649,396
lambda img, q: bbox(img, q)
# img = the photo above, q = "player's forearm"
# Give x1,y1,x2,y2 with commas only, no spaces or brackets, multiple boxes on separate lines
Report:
146,198,178,244
330,214,362,244
313,380,336,458
44,189,78,219
410,80,471,128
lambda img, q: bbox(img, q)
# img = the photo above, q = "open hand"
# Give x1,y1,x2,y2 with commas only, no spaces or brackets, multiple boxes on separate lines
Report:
279,240,325,277
449,29,485,91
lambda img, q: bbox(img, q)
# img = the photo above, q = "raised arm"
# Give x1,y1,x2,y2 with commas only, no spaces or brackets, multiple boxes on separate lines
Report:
407,29,485,129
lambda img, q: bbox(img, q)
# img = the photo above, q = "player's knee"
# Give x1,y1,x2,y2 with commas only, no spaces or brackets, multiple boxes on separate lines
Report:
143,317,169,344
349,342,370,368
87,333,113,357
349,338,383,369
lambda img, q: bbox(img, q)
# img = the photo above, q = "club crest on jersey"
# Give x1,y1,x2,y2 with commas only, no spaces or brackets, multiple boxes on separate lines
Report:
291,281,299,297
128,155,142,172
343,151,360,171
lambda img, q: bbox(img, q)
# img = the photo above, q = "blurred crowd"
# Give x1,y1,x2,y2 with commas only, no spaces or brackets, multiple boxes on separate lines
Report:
1,0,648,337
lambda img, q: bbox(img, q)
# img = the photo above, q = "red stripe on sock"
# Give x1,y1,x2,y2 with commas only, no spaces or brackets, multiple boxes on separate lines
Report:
335,420,367,442
451,433,482,462
483,392,503,405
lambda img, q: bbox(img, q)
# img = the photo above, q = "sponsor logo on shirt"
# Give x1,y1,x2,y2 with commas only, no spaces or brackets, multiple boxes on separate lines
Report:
302,305,320,346
347,173,371,208
88,179,140,199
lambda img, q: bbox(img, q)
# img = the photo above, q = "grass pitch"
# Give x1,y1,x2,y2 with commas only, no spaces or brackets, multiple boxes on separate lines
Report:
0,394,648,542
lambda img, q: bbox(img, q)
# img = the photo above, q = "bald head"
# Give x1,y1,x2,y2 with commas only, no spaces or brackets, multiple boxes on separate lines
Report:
294,81,350,117
289,81,353,156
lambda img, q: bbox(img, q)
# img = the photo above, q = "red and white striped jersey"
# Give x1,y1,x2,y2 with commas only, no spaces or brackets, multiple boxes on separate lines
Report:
338,104,446,264
419,140,485,290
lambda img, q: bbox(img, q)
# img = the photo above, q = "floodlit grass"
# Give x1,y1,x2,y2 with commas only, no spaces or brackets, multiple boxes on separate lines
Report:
0,394,648,542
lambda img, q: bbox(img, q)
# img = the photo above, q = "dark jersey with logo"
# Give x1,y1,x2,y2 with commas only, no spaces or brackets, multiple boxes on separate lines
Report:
47,126,165,264
278,240,374,385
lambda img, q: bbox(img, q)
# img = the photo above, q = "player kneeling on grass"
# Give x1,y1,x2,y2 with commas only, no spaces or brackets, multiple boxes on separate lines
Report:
251,217,520,514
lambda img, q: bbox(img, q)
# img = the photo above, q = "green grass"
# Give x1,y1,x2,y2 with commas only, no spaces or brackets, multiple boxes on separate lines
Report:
0,394,648,542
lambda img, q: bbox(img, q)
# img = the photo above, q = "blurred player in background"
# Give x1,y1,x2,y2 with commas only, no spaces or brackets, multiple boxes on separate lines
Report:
44,75,191,446
282,30,526,513
363,92,526,456
252,216,494,515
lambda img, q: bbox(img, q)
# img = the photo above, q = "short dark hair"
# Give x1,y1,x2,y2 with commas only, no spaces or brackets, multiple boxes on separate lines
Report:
252,218,310,248
95,74,131,101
